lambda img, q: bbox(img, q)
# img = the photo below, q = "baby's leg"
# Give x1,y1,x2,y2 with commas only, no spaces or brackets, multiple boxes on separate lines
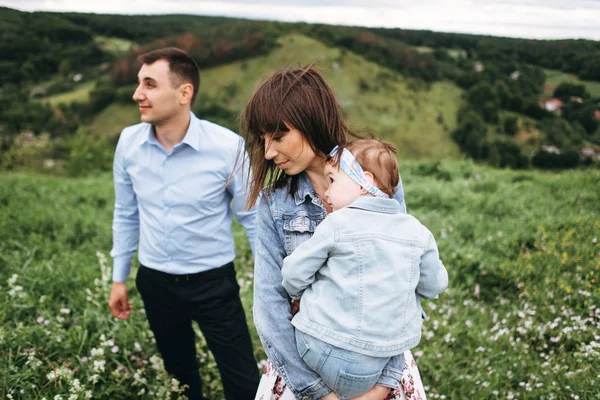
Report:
294,330,390,400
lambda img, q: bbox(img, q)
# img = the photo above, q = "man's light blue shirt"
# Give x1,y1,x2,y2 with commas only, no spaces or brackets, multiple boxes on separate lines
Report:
110,112,256,282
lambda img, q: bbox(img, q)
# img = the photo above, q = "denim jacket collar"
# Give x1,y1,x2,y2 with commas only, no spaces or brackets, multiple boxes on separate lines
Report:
346,196,403,214
293,172,320,206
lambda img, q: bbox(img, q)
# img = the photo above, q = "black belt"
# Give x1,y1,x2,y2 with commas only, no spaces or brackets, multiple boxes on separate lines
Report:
139,262,235,283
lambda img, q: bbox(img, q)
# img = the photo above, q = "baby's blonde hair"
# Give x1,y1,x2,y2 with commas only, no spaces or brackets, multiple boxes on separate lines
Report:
343,139,399,198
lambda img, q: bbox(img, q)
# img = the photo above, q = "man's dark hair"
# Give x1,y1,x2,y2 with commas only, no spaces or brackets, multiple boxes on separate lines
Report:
139,47,200,104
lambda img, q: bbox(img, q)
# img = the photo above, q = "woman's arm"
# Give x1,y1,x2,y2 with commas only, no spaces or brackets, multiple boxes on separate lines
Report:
253,194,333,400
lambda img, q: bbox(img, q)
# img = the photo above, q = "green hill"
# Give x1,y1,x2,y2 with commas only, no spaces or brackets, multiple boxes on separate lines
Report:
93,34,462,160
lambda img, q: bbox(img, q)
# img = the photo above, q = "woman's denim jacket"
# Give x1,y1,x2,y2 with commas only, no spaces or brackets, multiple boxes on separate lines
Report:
253,172,408,400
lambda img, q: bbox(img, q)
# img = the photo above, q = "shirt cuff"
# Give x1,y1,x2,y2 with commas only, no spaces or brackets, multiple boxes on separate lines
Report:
112,256,132,282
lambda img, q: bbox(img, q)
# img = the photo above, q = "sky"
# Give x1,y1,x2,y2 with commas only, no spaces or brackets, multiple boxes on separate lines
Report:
2,0,600,41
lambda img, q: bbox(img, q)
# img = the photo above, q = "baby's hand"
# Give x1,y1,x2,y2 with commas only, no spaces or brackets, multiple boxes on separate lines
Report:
290,299,301,316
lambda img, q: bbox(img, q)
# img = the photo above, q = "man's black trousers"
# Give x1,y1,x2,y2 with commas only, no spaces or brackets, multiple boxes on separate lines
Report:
136,263,260,400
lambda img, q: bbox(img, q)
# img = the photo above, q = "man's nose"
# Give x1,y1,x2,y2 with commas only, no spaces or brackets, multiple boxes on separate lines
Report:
132,86,144,102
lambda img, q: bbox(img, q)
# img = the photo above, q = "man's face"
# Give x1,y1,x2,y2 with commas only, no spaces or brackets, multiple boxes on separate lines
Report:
132,60,182,125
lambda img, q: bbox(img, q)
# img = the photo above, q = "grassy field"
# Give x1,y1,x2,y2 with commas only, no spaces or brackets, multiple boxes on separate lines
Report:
1,162,598,399
94,36,136,56
88,103,141,138
42,82,96,107
90,34,463,159
544,69,600,98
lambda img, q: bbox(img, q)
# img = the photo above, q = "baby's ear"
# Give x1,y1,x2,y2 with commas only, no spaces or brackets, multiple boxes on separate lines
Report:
363,171,376,186
361,171,376,195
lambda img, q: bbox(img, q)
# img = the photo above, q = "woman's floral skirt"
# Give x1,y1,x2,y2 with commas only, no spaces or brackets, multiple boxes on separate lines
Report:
254,350,426,400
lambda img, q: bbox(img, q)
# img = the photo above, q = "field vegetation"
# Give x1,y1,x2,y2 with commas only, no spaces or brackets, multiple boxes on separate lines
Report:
1,162,598,398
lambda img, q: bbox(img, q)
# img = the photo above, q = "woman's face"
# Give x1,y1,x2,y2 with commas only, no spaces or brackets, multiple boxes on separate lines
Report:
262,127,322,176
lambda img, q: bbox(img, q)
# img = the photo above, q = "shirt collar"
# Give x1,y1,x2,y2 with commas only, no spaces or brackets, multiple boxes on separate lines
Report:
293,172,319,205
346,196,402,214
140,111,201,152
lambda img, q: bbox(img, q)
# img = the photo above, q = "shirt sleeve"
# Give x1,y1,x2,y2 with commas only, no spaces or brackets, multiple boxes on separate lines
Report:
109,131,140,283
281,216,335,299
416,230,449,299
253,194,333,400
227,141,257,257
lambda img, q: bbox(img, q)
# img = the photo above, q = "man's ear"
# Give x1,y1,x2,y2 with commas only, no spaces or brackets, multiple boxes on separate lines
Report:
179,83,194,105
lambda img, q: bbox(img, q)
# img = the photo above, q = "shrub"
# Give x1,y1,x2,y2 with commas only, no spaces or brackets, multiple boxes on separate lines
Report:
66,127,114,176
531,148,580,169
487,137,528,169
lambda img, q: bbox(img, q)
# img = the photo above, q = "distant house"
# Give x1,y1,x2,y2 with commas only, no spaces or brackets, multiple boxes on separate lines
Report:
73,73,83,82
473,61,485,72
542,145,560,154
544,98,563,112
510,71,520,80
595,110,600,120
569,96,583,103
29,86,47,98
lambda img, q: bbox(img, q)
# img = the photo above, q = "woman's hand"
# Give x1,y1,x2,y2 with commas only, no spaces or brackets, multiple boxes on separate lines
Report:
290,298,301,316
351,385,391,400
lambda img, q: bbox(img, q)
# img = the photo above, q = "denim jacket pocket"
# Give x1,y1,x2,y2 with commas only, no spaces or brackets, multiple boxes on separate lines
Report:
282,214,320,255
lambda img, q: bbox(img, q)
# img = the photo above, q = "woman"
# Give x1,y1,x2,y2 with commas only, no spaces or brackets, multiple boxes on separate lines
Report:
240,65,426,400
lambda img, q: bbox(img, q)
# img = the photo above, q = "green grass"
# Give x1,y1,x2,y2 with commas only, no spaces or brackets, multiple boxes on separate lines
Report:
94,36,136,56
196,34,462,160
42,81,96,106
95,35,462,160
1,162,599,398
544,69,600,98
89,103,141,138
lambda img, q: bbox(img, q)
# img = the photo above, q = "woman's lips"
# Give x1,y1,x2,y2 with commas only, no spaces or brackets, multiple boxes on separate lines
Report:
276,161,289,169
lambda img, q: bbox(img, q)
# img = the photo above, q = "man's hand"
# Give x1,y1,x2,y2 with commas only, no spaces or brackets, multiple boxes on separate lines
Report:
108,282,133,320
351,385,391,400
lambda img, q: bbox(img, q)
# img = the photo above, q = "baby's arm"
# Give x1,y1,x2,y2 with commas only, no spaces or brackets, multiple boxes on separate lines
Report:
281,216,336,298
416,230,448,299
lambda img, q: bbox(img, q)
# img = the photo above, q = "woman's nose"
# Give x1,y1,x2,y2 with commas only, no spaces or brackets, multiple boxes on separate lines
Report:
264,143,277,160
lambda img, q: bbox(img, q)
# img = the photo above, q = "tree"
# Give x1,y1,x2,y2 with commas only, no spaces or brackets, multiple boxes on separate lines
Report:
452,109,488,159
488,137,528,169
553,82,589,100
502,116,519,136
466,82,500,123
562,100,599,134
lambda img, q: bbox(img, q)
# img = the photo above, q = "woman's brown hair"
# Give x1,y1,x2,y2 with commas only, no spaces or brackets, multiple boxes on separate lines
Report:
239,64,358,207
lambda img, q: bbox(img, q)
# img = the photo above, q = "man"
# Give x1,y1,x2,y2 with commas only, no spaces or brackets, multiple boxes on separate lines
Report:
108,47,260,400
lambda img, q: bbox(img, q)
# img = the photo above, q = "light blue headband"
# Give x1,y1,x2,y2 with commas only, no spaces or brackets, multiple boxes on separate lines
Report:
329,146,389,198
